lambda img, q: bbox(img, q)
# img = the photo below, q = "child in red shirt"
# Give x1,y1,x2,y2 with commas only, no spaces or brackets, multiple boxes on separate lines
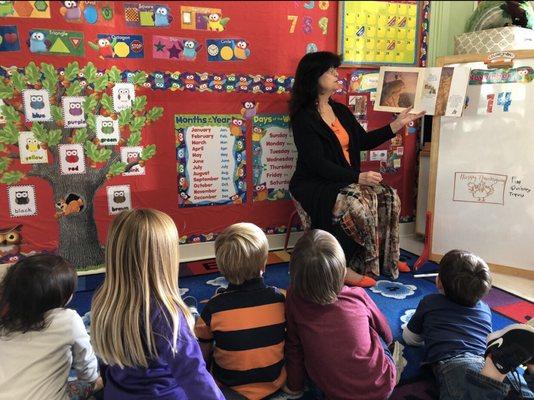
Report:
285,229,396,400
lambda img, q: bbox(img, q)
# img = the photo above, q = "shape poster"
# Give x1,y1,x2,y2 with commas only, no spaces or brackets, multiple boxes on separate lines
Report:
252,114,297,202
339,1,420,66
176,114,246,207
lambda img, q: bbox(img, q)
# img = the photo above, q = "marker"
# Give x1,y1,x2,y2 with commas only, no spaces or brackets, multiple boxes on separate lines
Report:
414,273,438,278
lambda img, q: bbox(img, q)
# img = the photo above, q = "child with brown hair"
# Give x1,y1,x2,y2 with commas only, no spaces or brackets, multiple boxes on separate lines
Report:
0,254,102,400
195,222,287,400
284,229,396,400
403,249,534,400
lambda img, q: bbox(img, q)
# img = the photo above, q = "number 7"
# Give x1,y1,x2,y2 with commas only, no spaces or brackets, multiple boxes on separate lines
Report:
288,15,298,33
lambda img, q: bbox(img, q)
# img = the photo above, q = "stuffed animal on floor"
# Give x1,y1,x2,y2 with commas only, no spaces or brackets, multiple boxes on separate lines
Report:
466,0,534,32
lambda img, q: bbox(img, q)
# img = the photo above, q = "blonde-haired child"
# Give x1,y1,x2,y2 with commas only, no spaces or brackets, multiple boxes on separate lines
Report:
91,209,224,399
195,222,287,400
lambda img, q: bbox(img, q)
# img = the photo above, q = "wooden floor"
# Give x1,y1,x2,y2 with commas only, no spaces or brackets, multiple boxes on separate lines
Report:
401,236,534,302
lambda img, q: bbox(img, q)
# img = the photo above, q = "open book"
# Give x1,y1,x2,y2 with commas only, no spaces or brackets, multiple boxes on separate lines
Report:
374,66,471,117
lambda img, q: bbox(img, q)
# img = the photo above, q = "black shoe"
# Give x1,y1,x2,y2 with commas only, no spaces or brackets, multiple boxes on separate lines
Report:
485,323,534,374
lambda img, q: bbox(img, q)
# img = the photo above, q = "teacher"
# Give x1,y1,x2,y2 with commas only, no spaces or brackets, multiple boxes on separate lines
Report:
289,52,424,287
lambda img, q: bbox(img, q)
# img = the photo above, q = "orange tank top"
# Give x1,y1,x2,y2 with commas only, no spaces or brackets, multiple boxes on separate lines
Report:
331,118,351,165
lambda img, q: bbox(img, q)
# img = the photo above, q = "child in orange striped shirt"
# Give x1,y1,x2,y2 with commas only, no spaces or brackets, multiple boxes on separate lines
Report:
195,223,287,400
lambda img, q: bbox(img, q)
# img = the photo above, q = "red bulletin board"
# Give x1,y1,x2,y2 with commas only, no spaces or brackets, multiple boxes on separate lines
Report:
0,1,425,258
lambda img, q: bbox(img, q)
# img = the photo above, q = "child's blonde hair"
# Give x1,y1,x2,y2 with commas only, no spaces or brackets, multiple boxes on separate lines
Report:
290,230,346,305
90,209,192,368
215,223,268,285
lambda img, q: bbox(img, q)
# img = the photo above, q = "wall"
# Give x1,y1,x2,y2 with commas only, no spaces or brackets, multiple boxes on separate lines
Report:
427,1,476,66
0,1,426,265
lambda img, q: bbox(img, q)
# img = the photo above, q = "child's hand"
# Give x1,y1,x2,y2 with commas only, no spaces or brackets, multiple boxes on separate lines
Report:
282,384,303,399
92,377,104,392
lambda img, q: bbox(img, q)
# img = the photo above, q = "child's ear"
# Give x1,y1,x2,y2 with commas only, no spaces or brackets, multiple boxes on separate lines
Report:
436,276,444,293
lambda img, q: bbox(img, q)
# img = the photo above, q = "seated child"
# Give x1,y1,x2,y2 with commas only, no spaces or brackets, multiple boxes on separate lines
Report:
90,209,224,400
195,222,286,400
0,254,101,400
284,229,396,400
403,249,533,399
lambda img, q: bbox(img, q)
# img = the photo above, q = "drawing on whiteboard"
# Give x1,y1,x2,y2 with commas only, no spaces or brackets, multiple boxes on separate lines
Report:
453,172,508,205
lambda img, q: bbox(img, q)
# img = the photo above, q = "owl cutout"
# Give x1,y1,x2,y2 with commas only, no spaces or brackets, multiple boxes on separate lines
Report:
96,116,120,146
120,146,145,176
112,83,135,112
107,185,132,215
23,89,52,122
18,131,48,164
62,96,87,128
59,143,86,175
8,185,37,217
0,224,23,264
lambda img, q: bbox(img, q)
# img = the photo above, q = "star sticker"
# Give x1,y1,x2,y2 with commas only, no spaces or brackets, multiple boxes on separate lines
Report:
168,44,181,59
154,40,165,52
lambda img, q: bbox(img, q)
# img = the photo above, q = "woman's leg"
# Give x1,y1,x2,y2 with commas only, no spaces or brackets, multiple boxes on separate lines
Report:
375,185,400,279
332,185,380,276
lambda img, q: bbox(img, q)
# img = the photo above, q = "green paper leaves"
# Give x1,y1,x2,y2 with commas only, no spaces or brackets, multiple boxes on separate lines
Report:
11,71,26,92
0,157,12,173
108,162,126,177
0,124,19,144
132,72,147,85
141,144,156,161
0,171,24,185
100,93,113,113
93,75,109,91
64,62,79,81
132,95,147,112
108,66,122,83
47,129,62,147
31,123,62,146
25,62,40,85
0,105,19,123
130,116,146,132
73,128,88,144
84,62,97,84
85,141,112,163
65,83,82,96
51,105,63,121
31,122,47,143
118,109,132,127
146,107,164,122
0,81,14,99
83,95,98,114
127,130,141,146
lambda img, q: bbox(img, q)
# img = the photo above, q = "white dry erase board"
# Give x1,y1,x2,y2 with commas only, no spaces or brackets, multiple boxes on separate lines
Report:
428,51,534,277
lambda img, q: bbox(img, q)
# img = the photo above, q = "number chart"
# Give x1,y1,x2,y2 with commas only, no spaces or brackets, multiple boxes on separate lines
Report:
338,1,421,66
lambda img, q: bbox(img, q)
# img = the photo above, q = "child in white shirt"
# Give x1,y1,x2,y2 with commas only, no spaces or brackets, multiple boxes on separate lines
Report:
0,254,101,400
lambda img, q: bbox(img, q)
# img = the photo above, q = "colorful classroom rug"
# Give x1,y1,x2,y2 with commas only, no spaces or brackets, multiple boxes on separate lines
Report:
71,250,533,400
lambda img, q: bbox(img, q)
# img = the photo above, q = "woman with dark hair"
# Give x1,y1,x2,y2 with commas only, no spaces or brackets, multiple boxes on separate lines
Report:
289,51,424,287
0,254,102,399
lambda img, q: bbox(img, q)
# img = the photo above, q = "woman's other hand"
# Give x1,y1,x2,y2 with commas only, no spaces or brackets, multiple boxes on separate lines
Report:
358,171,382,186
390,107,425,133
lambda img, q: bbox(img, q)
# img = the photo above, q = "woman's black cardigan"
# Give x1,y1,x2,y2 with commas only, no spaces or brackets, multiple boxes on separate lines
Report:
289,101,395,233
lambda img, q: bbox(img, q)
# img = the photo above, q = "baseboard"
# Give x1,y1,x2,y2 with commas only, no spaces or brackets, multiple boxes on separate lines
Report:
181,221,415,262
180,232,304,262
